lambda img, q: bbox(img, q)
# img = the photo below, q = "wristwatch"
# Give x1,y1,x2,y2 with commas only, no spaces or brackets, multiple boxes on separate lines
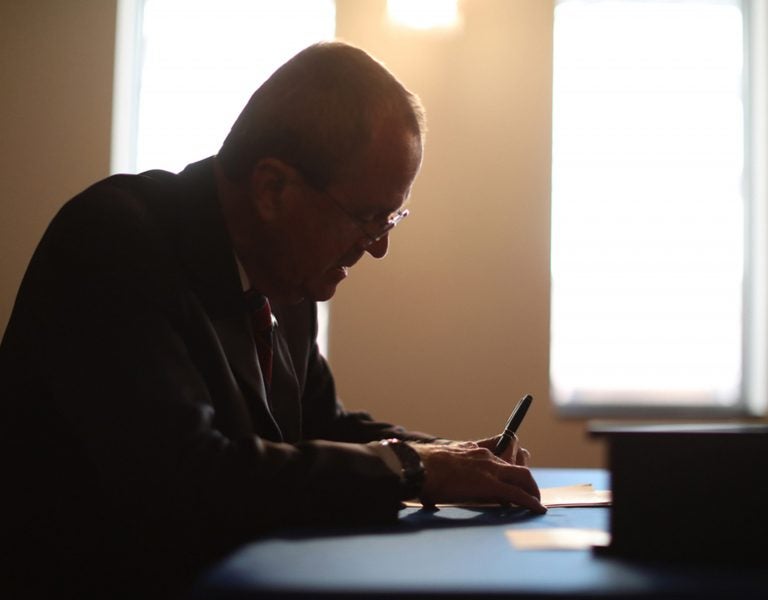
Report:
379,438,426,500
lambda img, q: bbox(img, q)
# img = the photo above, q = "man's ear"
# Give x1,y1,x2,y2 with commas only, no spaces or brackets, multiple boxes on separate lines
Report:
247,158,296,220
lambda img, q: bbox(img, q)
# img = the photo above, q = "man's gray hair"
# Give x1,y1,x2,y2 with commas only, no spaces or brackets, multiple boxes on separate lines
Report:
217,41,426,187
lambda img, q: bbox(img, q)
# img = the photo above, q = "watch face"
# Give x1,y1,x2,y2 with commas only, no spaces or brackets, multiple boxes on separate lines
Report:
383,440,425,499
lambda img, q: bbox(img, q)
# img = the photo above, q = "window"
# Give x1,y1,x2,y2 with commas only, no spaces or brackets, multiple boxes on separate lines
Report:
550,0,767,416
112,0,335,351
112,0,335,174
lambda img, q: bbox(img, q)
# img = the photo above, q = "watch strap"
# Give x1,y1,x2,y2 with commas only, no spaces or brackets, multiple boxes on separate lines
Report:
379,438,425,500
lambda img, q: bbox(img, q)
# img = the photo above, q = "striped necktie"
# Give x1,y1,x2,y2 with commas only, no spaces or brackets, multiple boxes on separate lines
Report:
244,291,276,391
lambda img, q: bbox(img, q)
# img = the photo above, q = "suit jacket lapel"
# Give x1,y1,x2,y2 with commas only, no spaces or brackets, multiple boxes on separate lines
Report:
268,327,302,443
210,310,282,439
152,158,283,441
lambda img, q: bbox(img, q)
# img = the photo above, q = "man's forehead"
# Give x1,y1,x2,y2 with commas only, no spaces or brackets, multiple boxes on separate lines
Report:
327,125,420,213
343,187,410,219
348,131,421,186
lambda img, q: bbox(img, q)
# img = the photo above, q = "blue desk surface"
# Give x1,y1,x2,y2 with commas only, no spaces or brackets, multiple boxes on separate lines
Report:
191,468,766,599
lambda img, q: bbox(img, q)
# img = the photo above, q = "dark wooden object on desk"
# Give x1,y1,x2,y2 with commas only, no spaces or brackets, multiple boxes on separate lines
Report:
591,422,768,566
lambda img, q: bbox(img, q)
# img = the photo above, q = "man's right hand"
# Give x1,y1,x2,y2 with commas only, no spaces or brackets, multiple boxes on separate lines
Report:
411,441,547,513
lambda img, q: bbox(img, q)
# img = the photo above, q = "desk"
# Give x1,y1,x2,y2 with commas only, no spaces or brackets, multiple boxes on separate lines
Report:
190,468,766,599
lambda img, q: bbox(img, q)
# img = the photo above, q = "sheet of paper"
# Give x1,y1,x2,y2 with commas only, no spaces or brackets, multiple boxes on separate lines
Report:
403,483,612,509
505,528,611,550
540,483,612,508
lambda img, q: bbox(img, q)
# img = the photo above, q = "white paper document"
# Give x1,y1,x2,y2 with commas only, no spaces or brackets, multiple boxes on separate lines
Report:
540,483,612,508
505,527,611,550
403,483,612,509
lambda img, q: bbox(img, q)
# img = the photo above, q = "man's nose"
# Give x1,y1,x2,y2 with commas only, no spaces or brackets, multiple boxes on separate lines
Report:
365,234,389,259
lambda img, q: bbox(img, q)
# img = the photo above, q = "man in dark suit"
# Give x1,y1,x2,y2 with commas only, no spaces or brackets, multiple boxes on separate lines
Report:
0,42,544,598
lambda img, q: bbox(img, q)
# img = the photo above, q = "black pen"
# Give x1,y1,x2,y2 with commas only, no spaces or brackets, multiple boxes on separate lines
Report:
493,394,533,456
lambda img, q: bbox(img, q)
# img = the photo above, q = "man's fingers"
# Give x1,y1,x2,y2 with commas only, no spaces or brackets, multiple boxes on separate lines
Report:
455,440,479,449
473,436,532,467
502,484,547,514
507,434,520,463
479,471,546,513
497,464,541,499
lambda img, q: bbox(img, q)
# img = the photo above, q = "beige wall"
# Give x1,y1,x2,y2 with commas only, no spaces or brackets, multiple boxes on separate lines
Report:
0,0,117,325
0,0,605,467
331,0,604,467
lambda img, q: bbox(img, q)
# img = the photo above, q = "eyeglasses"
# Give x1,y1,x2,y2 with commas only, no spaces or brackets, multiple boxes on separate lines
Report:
319,188,410,248
291,165,410,248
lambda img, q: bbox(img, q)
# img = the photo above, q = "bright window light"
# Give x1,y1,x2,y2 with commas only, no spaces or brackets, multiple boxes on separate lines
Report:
132,0,335,174
550,0,746,413
387,0,460,30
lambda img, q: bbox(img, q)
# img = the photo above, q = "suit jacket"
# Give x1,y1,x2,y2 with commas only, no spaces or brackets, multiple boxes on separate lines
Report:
0,157,433,598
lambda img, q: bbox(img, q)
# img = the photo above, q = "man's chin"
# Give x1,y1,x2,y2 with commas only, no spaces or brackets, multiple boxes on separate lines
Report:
305,282,339,302
304,268,347,302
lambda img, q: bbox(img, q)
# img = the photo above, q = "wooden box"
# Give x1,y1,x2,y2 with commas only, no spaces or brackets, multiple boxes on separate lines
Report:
590,423,768,565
